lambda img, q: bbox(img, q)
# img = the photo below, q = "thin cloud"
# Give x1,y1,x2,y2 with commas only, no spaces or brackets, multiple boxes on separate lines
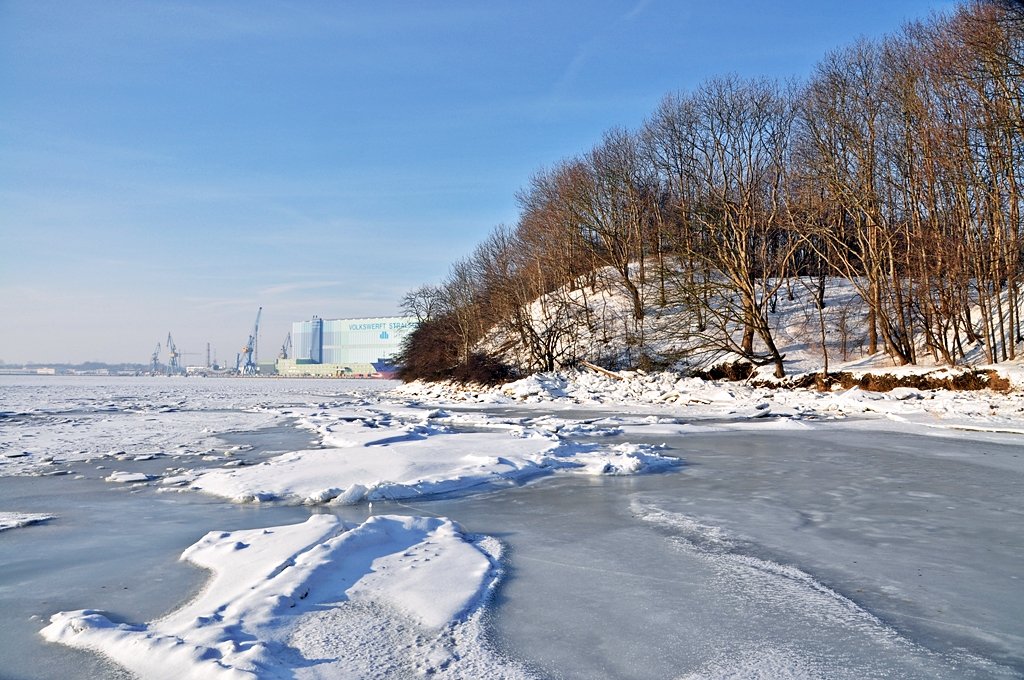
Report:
259,281,345,297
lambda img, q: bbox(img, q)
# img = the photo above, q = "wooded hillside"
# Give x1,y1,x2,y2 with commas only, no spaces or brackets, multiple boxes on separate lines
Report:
399,2,1024,383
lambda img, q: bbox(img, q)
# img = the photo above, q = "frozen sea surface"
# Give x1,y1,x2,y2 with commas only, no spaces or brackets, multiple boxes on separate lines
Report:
0,375,394,476
0,376,1021,679
424,429,1023,679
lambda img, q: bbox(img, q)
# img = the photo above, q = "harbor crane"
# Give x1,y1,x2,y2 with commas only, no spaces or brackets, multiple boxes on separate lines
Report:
150,343,161,374
237,307,262,375
166,333,182,375
279,332,292,360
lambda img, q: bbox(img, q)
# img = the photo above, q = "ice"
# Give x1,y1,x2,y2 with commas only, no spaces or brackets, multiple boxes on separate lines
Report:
6,375,1022,679
675,647,832,680
431,435,1022,679
0,511,55,532
0,376,347,476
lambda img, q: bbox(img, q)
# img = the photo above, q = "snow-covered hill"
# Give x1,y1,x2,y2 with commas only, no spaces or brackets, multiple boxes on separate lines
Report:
479,266,1020,384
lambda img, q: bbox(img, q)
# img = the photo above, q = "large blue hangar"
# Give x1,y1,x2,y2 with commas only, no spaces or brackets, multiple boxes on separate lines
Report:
277,316,418,378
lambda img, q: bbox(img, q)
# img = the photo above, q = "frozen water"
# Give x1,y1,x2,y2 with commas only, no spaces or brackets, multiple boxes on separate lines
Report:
421,458,1022,680
0,375,395,476
0,375,1021,679
0,472,315,680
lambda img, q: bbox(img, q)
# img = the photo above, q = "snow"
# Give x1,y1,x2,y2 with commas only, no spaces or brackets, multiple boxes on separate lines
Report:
0,511,55,532
478,268,1024,385
41,514,530,679
189,415,680,505
104,471,152,483
393,366,1024,440
479,268,879,376
676,647,832,680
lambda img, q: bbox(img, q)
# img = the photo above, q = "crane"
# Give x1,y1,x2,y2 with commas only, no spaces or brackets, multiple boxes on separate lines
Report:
166,332,182,375
150,343,161,374
279,332,292,360
237,307,262,375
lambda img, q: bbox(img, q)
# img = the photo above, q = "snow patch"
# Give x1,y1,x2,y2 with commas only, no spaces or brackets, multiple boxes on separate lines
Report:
190,426,680,506
41,514,529,679
0,512,55,532
104,471,152,483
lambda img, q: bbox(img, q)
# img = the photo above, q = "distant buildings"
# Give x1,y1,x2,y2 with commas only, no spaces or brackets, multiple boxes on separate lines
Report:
276,316,418,378
0,367,57,375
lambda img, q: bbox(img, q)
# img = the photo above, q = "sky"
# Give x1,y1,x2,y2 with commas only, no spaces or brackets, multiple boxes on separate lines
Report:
0,0,952,365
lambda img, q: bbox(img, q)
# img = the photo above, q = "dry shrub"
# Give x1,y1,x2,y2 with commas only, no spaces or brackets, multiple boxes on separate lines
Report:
449,352,519,386
812,373,835,391
981,370,1011,393
398,316,518,385
828,369,1010,392
692,360,754,381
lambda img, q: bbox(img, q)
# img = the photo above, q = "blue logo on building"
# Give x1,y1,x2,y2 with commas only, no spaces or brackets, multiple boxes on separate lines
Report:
380,331,389,340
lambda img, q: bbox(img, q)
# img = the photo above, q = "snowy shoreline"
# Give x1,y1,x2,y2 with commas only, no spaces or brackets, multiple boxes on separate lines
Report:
392,367,1024,438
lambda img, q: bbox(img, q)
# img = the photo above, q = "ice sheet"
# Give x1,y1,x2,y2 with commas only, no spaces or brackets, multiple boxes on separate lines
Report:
14,374,1024,679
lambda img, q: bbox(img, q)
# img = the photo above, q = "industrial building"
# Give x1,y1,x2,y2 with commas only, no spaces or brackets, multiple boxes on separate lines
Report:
276,316,418,378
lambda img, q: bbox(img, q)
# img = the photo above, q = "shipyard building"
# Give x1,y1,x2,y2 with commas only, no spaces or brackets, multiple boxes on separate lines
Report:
276,316,417,378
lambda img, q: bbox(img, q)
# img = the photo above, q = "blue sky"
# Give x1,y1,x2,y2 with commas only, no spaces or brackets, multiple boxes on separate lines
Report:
0,0,950,364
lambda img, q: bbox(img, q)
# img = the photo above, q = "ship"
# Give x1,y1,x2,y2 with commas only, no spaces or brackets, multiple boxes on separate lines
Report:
371,359,401,379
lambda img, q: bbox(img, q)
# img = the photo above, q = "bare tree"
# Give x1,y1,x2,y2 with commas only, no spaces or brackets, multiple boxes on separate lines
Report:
686,76,798,377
